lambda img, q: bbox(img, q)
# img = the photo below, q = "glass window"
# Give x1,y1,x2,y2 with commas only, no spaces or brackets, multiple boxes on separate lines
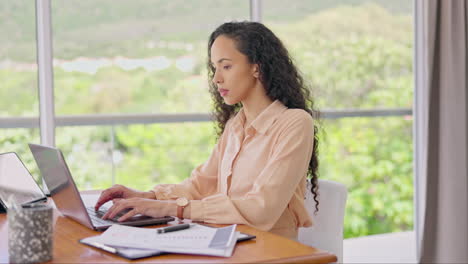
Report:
0,3,38,116
0,3,40,174
264,0,414,238
113,122,216,190
56,123,216,191
263,0,413,110
321,117,413,238
51,0,249,115
55,126,114,190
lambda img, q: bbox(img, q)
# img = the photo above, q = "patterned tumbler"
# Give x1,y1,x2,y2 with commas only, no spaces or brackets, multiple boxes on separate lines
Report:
8,204,53,263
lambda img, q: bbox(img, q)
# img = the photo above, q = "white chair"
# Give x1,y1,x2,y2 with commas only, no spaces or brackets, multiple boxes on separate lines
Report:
298,179,348,263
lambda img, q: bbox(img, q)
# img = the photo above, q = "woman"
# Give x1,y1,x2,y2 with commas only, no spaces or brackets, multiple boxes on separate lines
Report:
95,21,319,239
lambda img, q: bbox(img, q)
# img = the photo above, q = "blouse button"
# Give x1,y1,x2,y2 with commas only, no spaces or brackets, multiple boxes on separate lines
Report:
246,128,255,137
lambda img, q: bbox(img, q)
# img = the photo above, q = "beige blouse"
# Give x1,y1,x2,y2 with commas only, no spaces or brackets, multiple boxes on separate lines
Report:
152,100,314,239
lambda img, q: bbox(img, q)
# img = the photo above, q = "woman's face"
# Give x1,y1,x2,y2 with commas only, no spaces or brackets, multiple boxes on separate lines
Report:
210,35,259,105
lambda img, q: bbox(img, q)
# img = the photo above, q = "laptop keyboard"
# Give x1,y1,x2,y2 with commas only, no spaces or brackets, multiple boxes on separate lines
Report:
86,207,130,225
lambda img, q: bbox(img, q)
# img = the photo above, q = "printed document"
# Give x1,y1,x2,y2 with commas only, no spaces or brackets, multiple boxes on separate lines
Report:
82,223,238,257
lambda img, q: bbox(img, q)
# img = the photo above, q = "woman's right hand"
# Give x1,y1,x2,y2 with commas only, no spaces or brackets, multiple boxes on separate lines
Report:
94,184,156,211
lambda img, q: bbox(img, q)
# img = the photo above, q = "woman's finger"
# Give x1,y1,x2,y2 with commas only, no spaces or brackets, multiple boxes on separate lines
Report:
112,198,123,203
95,190,108,210
95,188,117,210
106,200,132,220
101,203,116,220
95,186,127,210
118,209,139,222
101,200,124,220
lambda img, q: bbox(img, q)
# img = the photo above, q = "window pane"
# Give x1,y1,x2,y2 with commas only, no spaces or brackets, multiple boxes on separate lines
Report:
264,0,413,110
114,123,216,190
320,116,413,238
0,3,38,116
0,3,40,186
56,126,114,190
51,0,249,115
264,0,414,238
56,123,216,191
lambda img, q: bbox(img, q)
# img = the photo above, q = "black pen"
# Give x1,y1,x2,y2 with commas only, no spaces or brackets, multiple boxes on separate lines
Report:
156,223,191,234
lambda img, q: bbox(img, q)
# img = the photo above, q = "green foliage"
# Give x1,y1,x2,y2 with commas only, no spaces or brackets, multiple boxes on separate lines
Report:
114,123,216,189
0,2,414,238
0,70,38,116
320,117,413,237
54,126,115,190
270,3,413,109
265,4,414,237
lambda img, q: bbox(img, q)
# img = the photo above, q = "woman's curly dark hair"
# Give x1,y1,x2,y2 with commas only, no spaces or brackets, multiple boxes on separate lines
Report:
207,21,320,212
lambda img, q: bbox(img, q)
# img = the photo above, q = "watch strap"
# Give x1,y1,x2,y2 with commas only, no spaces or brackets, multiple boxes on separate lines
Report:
177,205,185,220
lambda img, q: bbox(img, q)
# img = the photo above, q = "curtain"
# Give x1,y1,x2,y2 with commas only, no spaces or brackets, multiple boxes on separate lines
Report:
419,0,468,262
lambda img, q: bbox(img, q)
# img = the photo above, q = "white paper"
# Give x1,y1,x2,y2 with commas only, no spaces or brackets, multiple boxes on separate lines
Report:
156,231,239,257
81,235,163,257
82,230,245,259
101,224,215,249
85,223,238,257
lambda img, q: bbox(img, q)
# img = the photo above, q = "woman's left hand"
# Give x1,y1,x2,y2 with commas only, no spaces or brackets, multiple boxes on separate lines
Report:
101,198,176,222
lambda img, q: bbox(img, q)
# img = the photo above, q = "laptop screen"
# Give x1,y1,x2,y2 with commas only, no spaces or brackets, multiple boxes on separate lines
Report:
0,152,46,208
29,143,96,229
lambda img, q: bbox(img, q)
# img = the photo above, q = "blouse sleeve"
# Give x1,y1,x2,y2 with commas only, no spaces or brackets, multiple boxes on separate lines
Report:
151,125,228,200
188,111,314,231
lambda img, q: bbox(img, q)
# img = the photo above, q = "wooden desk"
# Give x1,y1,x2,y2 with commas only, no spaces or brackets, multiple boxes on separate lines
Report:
0,210,336,263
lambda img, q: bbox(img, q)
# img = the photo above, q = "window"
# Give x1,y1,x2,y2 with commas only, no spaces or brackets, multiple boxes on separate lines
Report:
50,0,247,187
264,0,413,238
1,0,415,240
0,2,41,183
0,3,38,116
52,0,249,114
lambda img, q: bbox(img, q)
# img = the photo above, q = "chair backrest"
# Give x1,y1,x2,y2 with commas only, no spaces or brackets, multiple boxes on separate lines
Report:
298,179,348,263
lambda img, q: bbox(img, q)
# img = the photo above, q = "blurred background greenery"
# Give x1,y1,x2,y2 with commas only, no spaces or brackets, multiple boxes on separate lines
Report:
0,0,413,238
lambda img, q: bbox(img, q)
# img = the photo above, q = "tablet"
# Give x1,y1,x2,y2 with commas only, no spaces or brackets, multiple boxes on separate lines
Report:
0,152,47,210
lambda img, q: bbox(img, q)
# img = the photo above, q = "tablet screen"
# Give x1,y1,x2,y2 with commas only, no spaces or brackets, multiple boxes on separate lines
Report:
0,152,46,209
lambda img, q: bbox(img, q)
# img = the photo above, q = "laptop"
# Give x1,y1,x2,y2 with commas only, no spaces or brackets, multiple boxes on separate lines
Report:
0,152,48,212
28,143,174,230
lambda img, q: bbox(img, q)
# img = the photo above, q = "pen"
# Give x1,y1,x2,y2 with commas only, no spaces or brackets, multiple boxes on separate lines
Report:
157,223,191,234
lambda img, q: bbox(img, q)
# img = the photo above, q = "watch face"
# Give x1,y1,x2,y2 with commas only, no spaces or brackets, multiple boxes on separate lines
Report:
176,197,189,207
